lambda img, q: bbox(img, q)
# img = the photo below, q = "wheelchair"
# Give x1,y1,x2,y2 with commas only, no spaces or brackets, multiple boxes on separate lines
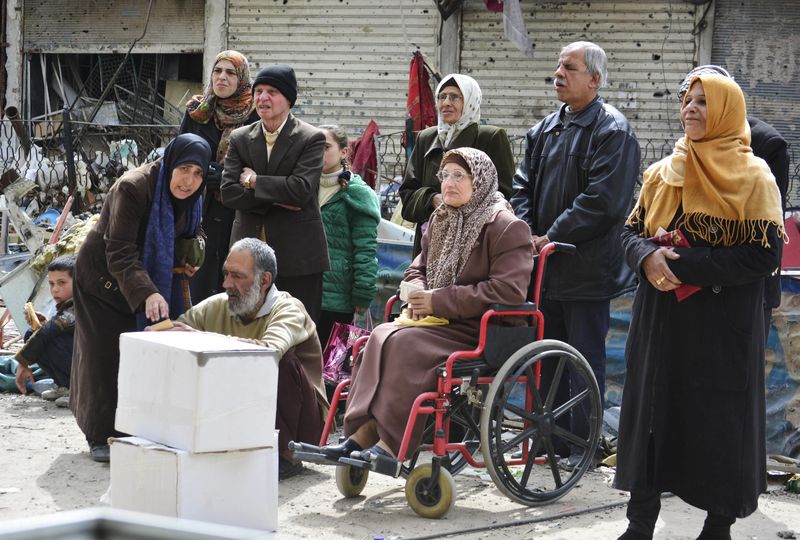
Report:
291,242,603,518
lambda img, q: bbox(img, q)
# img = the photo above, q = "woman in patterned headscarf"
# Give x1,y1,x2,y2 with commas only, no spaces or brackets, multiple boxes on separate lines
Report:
399,74,516,256
315,147,534,464
179,50,258,303
614,75,783,539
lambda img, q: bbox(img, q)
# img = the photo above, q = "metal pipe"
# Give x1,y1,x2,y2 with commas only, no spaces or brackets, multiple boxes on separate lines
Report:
5,106,31,154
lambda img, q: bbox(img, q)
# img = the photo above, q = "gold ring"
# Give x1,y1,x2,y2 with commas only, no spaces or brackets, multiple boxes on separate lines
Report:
656,276,665,285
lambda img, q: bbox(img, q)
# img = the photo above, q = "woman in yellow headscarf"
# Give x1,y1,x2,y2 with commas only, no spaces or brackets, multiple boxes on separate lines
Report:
613,74,783,539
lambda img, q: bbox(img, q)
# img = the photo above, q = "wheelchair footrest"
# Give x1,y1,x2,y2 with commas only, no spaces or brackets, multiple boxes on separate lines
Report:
339,454,402,478
288,441,322,453
292,450,344,466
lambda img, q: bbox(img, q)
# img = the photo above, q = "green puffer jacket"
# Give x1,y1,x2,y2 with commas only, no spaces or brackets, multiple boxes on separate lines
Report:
321,173,381,313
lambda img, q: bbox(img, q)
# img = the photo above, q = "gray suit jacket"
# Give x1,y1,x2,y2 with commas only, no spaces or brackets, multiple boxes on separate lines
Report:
221,114,329,276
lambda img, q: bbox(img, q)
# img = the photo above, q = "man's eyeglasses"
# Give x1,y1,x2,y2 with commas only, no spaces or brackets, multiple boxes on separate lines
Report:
436,171,471,184
436,92,463,103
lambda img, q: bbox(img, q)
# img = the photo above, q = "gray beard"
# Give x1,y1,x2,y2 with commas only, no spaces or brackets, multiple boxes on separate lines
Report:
227,272,263,319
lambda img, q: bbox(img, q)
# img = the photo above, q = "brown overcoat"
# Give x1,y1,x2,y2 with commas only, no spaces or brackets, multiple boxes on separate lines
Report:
71,161,161,444
343,208,534,455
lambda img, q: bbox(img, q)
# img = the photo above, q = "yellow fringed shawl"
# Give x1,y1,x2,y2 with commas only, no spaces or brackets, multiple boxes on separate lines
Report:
627,74,783,247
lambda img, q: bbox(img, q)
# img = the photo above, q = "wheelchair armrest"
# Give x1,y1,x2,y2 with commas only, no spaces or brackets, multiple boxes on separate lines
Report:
350,335,370,368
489,302,537,313
385,293,402,322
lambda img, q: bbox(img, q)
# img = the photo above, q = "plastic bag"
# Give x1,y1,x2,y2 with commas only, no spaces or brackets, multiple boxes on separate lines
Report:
322,311,373,384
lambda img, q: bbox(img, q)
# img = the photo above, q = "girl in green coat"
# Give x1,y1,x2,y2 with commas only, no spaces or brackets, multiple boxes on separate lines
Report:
317,125,381,347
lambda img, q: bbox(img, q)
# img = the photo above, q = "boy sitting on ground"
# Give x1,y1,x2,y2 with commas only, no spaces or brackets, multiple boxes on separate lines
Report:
15,256,76,407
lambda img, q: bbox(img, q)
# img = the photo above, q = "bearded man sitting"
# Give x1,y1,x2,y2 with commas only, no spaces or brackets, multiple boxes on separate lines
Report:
173,237,327,480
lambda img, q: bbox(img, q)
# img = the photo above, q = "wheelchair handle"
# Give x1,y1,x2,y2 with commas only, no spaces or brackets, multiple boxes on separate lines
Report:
547,241,576,255
532,241,576,306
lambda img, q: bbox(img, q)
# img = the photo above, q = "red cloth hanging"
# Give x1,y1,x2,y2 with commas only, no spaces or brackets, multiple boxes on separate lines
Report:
350,120,380,189
483,0,503,13
406,51,436,133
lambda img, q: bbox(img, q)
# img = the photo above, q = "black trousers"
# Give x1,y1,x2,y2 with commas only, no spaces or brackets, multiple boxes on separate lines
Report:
275,273,323,328
539,298,609,453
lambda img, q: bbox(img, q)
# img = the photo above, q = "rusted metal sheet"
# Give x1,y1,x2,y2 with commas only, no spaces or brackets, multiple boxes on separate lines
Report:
23,0,205,54
461,0,698,161
228,0,439,137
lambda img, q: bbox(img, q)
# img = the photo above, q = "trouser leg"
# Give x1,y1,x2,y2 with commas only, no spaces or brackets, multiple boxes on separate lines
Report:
276,349,323,454
625,489,661,537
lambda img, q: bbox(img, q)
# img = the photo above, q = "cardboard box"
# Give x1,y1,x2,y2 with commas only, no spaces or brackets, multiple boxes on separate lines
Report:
110,436,278,532
116,331,279,453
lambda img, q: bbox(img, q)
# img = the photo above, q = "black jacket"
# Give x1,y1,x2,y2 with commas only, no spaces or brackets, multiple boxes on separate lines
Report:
749,117,789,310
511,96,640,301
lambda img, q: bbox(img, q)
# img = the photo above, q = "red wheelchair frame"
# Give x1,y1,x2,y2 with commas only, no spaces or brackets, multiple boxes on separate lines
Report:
303,242,602,518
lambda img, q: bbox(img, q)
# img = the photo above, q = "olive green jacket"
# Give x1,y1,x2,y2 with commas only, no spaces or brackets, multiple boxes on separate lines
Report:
398,123,516,255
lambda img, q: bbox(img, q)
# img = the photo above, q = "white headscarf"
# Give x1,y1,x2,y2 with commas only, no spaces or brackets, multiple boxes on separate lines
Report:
436,74,482,149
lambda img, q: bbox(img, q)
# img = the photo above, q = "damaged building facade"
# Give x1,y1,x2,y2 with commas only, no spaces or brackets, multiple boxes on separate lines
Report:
1,0,797,200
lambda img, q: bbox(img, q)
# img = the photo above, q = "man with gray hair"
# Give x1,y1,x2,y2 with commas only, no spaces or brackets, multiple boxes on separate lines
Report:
172,238,327,480
511,41,640,468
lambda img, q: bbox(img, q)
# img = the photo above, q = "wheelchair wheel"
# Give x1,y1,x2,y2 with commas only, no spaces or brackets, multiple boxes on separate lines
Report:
404,464,456,519
335,464,369,497
480,339,602,506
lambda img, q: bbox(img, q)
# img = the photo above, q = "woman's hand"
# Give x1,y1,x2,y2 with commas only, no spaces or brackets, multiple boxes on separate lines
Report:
240,167,256,190
431,193,443,209
407,290,434,320
144,292,170,322
642,247,682,291
354,306,368,314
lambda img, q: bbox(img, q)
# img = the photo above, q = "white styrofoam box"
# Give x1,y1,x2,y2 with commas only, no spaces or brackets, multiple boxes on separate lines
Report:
116,331,279,453
110,435,278,531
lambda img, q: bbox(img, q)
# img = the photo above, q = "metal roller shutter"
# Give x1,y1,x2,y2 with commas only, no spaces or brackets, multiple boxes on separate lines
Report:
710,0,799,203
461,0,698,165
227,0,439,137
22,0,205,54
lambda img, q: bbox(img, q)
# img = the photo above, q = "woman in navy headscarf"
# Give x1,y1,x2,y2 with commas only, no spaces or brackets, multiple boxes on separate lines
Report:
70,134,211,462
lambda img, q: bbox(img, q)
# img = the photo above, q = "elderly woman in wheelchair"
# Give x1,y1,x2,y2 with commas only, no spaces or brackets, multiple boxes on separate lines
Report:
319,146,533,465
291,148,602,517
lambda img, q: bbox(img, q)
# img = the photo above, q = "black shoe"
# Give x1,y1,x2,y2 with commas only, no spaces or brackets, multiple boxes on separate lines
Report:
320,438,362,461
350,445,401,476
278,458,303,481
90,444,110,463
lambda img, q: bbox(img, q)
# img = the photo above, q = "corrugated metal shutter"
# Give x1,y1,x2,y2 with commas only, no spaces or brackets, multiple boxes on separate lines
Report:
228,0,439,137
461,0,698,165
710,0,799,203
23,0,205,53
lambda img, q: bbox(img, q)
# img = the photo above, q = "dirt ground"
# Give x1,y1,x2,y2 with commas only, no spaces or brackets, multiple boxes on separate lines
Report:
0,390,799,540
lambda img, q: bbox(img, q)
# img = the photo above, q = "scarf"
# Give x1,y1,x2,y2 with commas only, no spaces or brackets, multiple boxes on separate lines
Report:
185,50,254,162
436,74,482,149
426,147,511,289
139,134,211,329
628,74,783,248
318,168,349,207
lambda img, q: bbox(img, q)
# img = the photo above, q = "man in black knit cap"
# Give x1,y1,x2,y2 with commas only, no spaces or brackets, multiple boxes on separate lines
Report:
221,64,329,328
